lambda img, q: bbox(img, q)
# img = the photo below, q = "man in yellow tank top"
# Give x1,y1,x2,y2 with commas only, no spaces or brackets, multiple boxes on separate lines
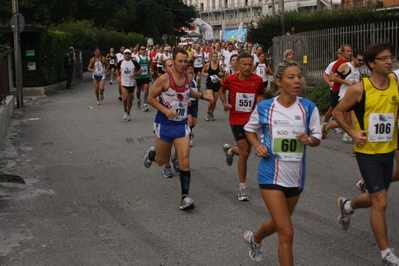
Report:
332,42,399,265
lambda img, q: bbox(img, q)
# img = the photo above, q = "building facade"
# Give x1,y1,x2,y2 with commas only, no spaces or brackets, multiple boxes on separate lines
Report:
183,0,334,39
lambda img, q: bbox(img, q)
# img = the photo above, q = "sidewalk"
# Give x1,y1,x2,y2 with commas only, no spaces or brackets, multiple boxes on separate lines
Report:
0,72,93,148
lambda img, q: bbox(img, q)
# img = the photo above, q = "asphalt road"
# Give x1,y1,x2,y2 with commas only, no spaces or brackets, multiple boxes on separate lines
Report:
1,76,399,266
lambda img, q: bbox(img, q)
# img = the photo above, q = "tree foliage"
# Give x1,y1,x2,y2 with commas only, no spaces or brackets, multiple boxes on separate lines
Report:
247,7,399,48
0,0,197,42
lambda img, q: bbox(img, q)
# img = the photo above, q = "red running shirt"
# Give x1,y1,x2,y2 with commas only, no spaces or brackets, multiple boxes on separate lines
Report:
222,73,264,125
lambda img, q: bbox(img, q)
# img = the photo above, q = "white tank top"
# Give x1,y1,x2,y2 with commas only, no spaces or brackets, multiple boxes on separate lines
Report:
93,57,105,76
193,51,203,68
203,52,210,62
162,53,172,62
338,63,360,100
255,63,268,82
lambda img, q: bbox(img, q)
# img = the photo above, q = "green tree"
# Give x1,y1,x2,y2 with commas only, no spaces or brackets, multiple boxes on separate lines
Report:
0,0,197,43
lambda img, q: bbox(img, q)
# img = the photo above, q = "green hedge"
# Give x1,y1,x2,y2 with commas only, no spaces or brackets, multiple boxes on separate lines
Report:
3,20,147,87
306,81,330,114
248,7,399,49
21,31,72,86
51,21,147,51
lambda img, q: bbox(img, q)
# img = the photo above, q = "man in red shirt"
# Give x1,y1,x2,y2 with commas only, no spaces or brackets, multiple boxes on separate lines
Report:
149,45,158,82
220,52,265,201
321,44,352,139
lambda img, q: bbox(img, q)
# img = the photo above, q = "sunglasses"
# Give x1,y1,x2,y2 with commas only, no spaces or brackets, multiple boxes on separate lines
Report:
124,53,131,55
140,48,146,50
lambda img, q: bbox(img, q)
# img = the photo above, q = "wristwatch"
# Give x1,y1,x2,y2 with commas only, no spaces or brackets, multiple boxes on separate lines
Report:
308,137,313,145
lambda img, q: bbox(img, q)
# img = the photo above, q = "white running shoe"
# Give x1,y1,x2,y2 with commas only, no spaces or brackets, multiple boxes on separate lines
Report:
123,112,128,120
355,180,368,193
382,249,399,266
342,133,353,142
179,196,195,210
126,114,131,121
243,231,263,262
336,197,353,231
143,146,156,168
143,104,149,112
97,101,100,105
171,154,180,172
238,185,249,201
163,166,173,178
223,143,234,166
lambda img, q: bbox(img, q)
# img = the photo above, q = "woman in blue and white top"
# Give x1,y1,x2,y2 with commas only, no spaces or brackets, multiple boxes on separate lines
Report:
87,48,109,105
243,60,322,265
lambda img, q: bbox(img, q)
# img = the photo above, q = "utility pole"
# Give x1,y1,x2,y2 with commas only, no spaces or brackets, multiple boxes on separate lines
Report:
271,0,276,15
11,0,24,108
278,0,285,35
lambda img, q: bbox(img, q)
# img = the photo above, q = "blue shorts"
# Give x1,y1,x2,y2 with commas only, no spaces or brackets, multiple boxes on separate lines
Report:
153,123,190,143
188,100,198,118
93,74,105,81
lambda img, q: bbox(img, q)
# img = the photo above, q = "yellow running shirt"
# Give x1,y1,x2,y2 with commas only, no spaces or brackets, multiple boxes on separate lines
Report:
353,76,399,154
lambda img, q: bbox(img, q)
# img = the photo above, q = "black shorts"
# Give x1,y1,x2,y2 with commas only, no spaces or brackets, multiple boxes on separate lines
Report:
206,82,221,92
230,125,247,142
123,86,135,93
263,81,268,89
259,184,303,198
355,151,394,193
188,100,198,117
330,90,340,108
194,67,202,74
109,64,116,69
136,78,149,87
157,66,163,73
152,65,158,71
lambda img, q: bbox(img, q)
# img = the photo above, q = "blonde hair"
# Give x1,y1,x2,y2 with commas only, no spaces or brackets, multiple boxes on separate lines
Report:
283,49,294,59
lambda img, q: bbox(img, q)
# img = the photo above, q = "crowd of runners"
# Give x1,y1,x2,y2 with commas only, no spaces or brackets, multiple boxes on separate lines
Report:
83,41,399,266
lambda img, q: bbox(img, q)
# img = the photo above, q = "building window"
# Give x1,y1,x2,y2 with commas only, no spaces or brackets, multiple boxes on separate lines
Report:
225,0,228,6
200,3,204,10
245,0,248,6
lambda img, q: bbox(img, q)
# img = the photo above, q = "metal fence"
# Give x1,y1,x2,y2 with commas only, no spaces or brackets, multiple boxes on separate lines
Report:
272,21,399,85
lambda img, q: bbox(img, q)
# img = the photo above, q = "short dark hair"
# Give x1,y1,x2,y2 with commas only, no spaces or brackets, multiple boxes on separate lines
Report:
172,47,188,59
230,54,239,62
186,63,194,69
238,52,254,64
364,42,394,71
353,49,364,59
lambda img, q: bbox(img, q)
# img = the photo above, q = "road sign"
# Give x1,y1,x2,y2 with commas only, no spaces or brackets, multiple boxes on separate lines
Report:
10,13,25,33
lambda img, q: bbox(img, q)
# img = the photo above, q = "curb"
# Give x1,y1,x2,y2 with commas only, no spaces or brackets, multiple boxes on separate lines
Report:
0,95,14,148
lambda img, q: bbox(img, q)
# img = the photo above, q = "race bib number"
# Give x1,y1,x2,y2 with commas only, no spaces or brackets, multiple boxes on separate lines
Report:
272,126,305,161
368,113,394,142
141,65,148,75
169,101,188,121
110,59,115,65
235,93,255,112
210,74,219,83
196,57,202,64
124,68,132,75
